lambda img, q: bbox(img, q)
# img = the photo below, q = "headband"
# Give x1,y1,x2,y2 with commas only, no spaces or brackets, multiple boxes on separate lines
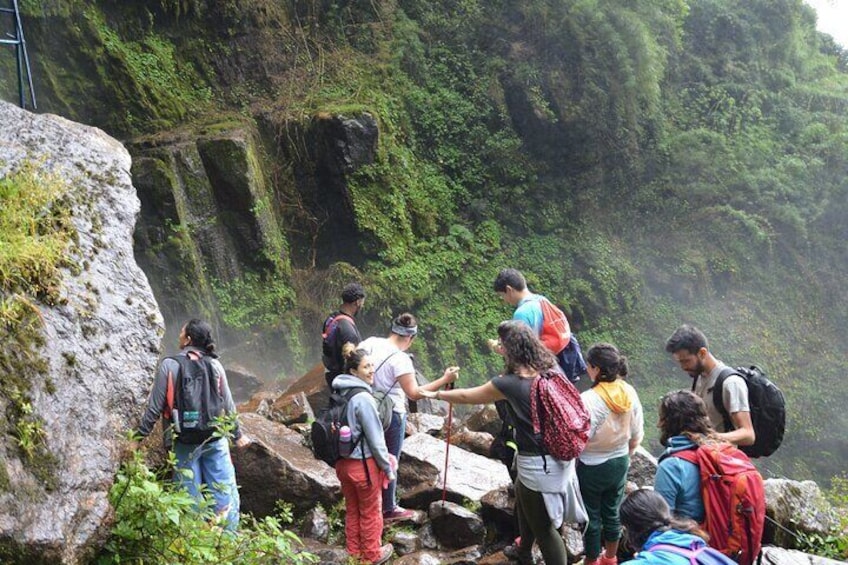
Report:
391,322,418,337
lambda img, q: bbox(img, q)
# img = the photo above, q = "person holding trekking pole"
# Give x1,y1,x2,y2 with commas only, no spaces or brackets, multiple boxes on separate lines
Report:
419,320,583,565
359,312,459,521
135,319,249,531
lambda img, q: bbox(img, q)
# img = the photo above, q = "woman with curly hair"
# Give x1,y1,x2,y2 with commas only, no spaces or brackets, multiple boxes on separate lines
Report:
654,390,720,521
419,320,584,565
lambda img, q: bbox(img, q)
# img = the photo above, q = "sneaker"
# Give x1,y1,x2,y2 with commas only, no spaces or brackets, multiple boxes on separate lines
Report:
383,507,415,521
373,543,394,565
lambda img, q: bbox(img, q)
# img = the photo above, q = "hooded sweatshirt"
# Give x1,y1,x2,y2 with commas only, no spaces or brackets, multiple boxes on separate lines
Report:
332,374,393,475
654,436,705,522
579,379,644,465
624,529,731,565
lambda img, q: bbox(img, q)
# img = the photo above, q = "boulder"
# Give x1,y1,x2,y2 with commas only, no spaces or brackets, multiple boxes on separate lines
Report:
300,506,330,542
406,413,446,436
238,389,282,416
392,553,444,565
283,363,331,418
480,485,517,539
429,501,485,549
449,427,495,457
0,101,163,563
627,446,658,487
463,404,504,436
761,546,847,565
400,434,511,505
223,363,265,404
763,479,841,547
391,529,422,555
268,391,314,425
232,412,340,516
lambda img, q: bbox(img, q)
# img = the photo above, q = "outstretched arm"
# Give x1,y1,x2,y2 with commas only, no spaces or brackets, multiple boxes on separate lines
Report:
399,366,460,401
419,381,505,405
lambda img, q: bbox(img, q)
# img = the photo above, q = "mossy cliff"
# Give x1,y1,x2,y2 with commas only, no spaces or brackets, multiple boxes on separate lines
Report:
3,0,848,485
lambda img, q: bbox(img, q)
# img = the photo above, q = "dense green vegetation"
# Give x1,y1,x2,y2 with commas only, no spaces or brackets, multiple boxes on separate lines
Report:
3,0,847,487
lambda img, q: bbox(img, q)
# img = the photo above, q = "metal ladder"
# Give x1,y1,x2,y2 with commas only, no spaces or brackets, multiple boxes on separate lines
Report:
1,0,36,109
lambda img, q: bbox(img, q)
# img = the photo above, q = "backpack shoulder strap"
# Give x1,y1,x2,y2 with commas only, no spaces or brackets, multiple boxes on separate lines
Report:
713,367,740,431
659,444,699,464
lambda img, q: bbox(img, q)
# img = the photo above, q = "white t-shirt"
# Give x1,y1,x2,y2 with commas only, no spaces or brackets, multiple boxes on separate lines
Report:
693,361,750,432
358,336,415,414
579,381,644,466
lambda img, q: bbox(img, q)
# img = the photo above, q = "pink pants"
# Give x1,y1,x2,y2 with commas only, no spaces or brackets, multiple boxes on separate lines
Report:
336,457,384,563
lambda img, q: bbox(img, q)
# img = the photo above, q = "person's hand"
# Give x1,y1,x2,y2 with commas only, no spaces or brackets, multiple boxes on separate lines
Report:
419,389,438,399
388,453,398,472
487,338,505,356
234,435,251,449
443,366,460,384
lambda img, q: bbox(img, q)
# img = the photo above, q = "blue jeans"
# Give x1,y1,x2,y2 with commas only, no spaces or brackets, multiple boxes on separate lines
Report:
174,437,240,530
382,411,407,513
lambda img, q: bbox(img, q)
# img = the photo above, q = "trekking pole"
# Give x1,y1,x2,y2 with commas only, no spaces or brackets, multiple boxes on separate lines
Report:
441,382,455,506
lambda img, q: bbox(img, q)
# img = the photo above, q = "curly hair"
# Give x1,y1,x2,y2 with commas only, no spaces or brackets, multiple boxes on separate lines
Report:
497,320,557,374
658,390,717,446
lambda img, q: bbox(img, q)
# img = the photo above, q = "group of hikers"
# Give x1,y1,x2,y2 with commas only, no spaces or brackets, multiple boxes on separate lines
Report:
134,268,773,565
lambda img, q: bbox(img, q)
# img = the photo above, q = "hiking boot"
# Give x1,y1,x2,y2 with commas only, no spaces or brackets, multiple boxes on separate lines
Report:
373,543,394,565
383,507,415,522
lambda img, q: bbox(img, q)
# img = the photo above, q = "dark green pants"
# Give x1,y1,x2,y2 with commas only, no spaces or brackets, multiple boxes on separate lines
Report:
515,478,568,565
577,455,629,560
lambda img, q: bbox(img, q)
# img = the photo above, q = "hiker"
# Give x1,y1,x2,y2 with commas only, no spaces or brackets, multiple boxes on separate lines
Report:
419,320,584,565
333,344,396,565
492,267,586,381
619,489,735,564
322,282,366,389
664,325,754,447
578,343,644,565
654,390,765,565
654,390,713,521
136,319,249,531
359,312,460,521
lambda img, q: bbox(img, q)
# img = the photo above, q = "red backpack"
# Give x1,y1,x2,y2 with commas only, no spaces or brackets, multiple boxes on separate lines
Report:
670,443,765,565
538,298,571,354
529,370,590,463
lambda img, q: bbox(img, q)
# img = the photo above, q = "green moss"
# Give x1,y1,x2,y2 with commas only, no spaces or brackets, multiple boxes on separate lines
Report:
0,162,75,487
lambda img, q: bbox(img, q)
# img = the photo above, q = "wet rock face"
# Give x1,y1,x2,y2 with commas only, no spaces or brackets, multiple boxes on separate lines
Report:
0,101,164,563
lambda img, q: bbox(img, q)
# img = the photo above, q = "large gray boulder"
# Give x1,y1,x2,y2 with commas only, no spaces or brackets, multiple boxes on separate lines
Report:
0,102,163,563
761,546,846,565
232,412,341,516
763,479,841,547
399,433,511,505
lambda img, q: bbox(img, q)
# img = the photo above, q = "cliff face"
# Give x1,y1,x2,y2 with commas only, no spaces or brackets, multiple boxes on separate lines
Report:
4,1,848,485
0,101,163,563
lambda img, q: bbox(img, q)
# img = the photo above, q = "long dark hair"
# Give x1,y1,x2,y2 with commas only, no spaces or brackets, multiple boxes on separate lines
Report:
183,319,217,357
497,320,557,374
658,390,717,446
620,489,709,550
586,342,628,384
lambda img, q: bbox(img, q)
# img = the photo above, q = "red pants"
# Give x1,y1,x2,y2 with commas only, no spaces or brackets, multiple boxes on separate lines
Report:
336,457,384,563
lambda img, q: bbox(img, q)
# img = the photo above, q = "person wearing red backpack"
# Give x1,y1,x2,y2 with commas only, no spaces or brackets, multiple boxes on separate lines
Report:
664,325,755,447
578,343,644,565
420,320,586,565
493,268,587,382
654,391,765,565
322,283,366,389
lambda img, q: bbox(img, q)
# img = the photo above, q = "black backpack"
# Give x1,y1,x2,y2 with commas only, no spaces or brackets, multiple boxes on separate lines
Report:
169,352,226,445
310,387,370,468
711,366,786,458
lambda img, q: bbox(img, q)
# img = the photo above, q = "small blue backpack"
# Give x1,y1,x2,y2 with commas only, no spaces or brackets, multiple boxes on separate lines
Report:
647,542,739,565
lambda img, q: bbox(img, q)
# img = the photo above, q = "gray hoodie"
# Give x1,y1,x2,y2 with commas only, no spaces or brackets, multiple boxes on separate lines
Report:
332,374,393,476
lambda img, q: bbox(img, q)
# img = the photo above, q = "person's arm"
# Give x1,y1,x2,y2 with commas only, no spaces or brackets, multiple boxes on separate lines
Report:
136,359,172,438
717,411,755,446
654,459,685,514
356,398,394,476
629,390,645,454
337,318,361,347
419,381,505,405
717,375,755,446
398,366,460,401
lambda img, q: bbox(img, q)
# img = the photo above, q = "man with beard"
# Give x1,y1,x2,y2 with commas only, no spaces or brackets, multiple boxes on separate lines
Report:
664,324,755,447
322,283,366,389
